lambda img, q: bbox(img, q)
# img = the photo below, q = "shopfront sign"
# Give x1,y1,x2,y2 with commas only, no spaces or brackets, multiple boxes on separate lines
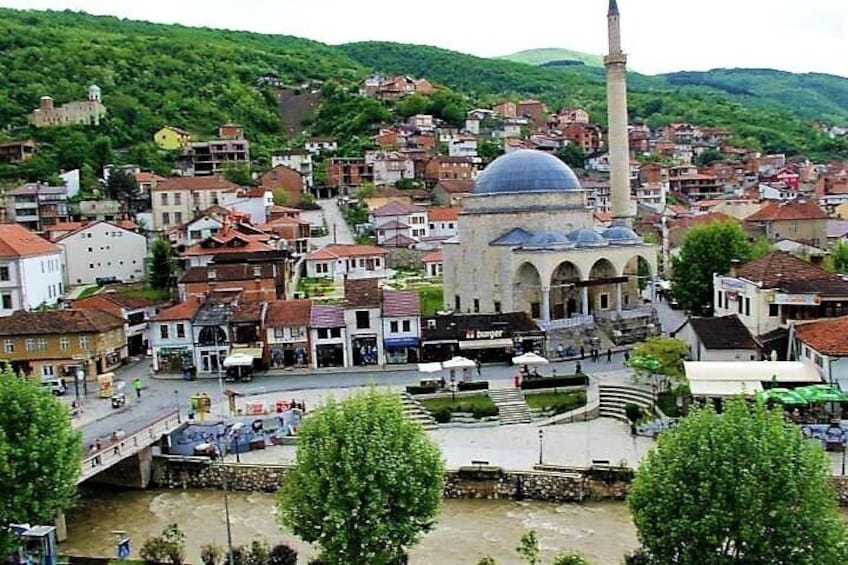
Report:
464,329,505,340
771,293,821,306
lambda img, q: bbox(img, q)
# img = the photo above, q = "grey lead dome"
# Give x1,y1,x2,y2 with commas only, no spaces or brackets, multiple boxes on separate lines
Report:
472,149,582,195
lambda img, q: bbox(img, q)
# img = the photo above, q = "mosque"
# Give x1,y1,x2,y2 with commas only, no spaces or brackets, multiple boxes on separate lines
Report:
442,1,658,345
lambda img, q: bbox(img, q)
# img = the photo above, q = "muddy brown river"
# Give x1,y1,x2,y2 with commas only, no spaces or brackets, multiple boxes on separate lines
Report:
63,488,639,564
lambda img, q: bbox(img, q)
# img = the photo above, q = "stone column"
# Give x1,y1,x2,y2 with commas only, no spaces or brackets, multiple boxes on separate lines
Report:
541,287,551,323
616,283,623,313
581,286,589,316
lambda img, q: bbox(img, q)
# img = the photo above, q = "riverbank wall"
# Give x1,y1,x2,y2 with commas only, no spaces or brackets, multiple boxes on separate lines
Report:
150,455,848,505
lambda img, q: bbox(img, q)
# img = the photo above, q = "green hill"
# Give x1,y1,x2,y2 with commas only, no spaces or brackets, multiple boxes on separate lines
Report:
499,48,604,68
0,8,844,189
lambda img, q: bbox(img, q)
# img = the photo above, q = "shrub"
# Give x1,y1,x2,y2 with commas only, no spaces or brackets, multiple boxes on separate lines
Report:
458,380,489,391
433,406,452,423
268,542,298,565
520,375,588,390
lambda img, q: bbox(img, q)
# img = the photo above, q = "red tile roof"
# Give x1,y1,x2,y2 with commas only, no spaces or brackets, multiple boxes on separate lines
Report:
306,244,388,261
422,249,443,263
736,251,832,288
155,300,201,322
0,224,61,258
427,207,460,221
745,200,828,222
0,308,124,336
152,176,241,192
266,299,312,327
796,317,848,356
382,289,420,317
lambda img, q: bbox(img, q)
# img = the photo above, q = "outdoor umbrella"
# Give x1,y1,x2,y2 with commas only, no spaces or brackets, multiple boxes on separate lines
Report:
757,387,807,405
442,356,476,369
511,352,550,366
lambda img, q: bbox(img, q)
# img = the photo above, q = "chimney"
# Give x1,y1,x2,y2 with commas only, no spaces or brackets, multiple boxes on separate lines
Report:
729,259,741,278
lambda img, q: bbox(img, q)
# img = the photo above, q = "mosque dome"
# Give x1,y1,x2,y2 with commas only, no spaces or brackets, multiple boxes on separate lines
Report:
602,226,641,244
473,149,582,195
525,231,572,248
568,228,608,248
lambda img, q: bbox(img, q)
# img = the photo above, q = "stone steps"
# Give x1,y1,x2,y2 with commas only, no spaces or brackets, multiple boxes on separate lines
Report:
488,388,532,425
399,392,437,430
598,384,654,423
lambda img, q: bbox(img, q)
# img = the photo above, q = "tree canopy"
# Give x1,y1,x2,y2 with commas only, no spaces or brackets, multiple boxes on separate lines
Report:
670,221,752,316
628,398,848,564
276,389,444,565
0,367,82,558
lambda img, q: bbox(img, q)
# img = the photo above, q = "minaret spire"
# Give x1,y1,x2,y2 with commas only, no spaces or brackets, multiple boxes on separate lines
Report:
604,0,632,226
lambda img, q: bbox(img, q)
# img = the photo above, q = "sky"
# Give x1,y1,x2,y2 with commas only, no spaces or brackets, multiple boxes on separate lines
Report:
0,0,846,77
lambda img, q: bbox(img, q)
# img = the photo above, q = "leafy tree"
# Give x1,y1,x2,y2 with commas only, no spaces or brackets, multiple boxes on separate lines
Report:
555,145,587,169
516,530,541,565
0,367,82,558
670,220,752,315
628,398,848,564
104,168,140,211
139,523,186,565
276,389,444,565
148,238,175,292
630,336,687,384
823,240,848,274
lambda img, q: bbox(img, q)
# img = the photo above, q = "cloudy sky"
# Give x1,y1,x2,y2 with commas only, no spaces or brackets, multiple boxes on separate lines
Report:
1,0,846,77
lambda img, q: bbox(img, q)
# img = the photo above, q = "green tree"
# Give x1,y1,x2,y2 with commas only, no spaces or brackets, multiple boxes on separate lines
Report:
823,240,848,274
629,398,848,564
0,367,82,558
670,220,751,315
148,238,175,292
555,145,587,169
276,389,444,565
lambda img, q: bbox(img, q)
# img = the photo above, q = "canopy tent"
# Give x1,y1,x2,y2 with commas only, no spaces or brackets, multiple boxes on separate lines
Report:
442,356,476,369
689,380,763,398
684,361,821,384
417,362,443,373
511,352,549,366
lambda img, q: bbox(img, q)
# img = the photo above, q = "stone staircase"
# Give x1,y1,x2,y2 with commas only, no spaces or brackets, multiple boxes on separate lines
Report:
598,384,654,423
488,388,532,425
399,392,437,430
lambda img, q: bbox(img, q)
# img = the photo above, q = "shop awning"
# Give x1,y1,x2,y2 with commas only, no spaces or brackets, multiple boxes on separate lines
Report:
459,338,514,350
229,347,263,359
385,337,420,348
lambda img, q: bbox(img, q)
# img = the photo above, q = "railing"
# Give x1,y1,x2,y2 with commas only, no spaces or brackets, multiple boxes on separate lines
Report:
538,314,594,331
78,411,184,483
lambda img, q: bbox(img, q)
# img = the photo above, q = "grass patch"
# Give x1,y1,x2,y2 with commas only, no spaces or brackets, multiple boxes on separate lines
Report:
76,285,100,298
420,393,498,422
524,391,587,414
418,285,444,315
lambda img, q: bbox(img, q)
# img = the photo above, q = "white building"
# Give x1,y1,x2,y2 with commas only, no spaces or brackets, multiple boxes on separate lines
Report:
54,221,147,286
382,289,421,364
304,244,389,280
0,224,65,316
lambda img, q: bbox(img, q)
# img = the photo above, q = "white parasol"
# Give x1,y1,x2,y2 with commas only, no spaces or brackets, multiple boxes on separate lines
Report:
511,352,550,366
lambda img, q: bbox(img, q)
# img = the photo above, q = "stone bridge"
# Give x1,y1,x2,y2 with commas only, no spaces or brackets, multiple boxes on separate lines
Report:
79,411,184,488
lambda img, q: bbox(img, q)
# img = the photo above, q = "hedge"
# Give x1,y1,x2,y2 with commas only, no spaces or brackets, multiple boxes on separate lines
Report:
458,381,489,391
520,375,588,390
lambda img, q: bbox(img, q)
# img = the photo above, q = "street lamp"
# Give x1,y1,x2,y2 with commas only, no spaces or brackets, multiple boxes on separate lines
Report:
538,429,544,465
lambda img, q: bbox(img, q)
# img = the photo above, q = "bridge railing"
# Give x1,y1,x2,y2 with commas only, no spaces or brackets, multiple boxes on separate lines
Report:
79,410,183,482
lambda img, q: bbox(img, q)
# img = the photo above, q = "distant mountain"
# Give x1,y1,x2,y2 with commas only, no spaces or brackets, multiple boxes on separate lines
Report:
662,68,848,123
499,48,604,69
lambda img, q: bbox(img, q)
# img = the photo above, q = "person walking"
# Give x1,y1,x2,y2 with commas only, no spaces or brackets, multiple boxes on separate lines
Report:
133,377,143,400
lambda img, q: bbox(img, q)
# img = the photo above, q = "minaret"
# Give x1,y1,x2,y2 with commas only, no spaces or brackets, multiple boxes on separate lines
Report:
605,0,632,226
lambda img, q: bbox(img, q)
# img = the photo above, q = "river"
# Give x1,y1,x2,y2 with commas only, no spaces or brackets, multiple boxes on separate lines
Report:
63,488,639,564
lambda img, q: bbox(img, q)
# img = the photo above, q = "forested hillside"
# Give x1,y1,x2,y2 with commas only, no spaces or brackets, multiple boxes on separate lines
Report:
0,8,844,190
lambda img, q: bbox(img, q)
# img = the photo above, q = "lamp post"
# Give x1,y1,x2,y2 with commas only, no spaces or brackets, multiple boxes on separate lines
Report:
538,429,544,465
